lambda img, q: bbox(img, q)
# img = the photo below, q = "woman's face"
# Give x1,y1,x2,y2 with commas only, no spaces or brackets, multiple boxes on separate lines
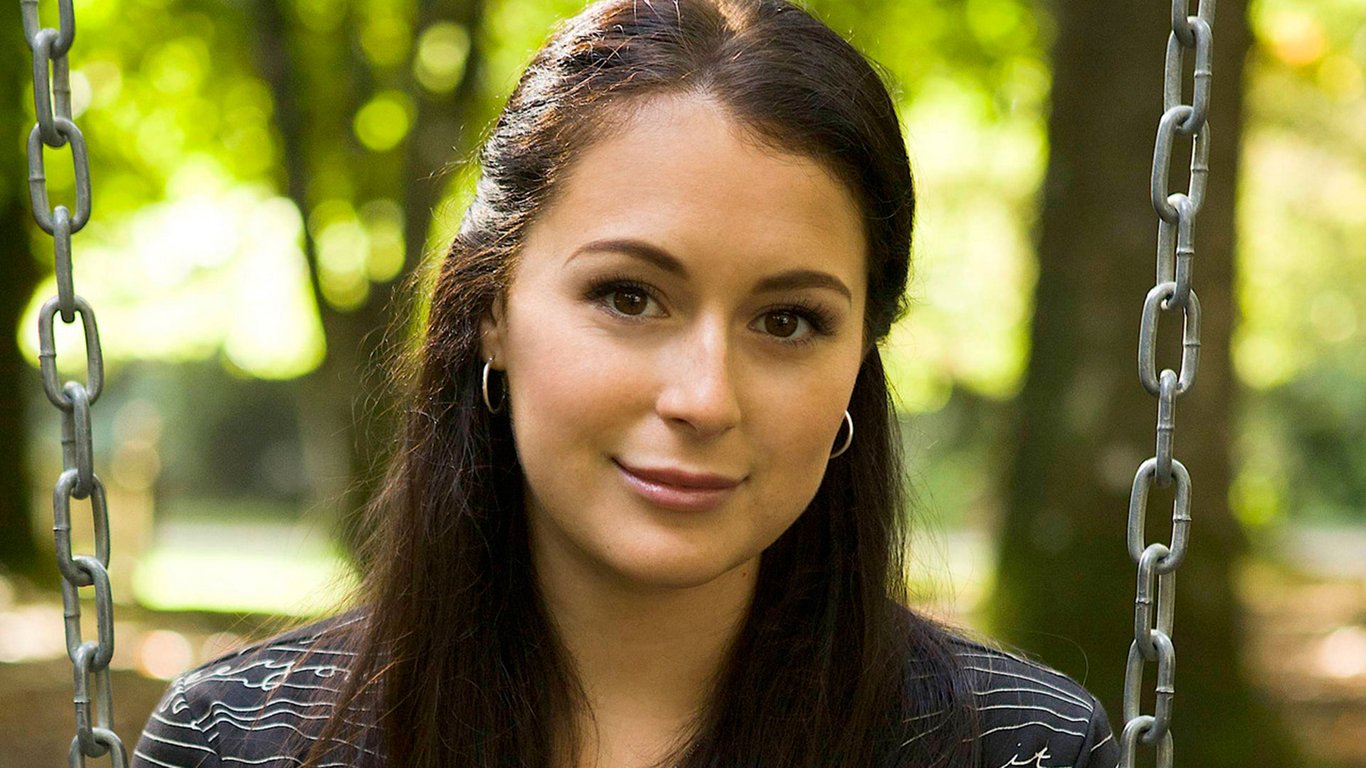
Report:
481,93,868,593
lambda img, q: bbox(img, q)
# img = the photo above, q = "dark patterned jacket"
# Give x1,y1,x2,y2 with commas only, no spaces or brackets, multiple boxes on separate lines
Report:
132,610,1120,768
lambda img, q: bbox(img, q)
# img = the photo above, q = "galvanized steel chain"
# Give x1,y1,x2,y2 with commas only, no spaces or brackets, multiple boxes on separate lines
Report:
21,0,128,765
1120,1,1217,766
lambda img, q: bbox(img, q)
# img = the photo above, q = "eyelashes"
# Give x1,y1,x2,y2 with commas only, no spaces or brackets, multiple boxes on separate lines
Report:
581,272,839,346
772,297,837,337
584,274,660,317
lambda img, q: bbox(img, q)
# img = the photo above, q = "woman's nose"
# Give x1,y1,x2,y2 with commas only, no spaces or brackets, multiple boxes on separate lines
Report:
654,320,742,439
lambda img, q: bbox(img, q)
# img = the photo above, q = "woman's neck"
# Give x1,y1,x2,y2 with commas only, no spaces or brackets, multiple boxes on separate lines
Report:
530,516,758,764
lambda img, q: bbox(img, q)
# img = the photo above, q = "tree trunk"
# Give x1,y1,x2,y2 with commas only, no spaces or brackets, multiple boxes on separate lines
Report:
405,0,486,278
0,13,49,583
247,0,484,566
991,1,1298,764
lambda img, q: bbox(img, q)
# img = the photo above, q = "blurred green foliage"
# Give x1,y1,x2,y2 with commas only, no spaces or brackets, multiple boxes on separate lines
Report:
1235,0,1366,527
10,0,1365,551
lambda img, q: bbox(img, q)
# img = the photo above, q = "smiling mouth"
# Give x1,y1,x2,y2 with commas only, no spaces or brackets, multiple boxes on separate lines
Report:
613,459,743,512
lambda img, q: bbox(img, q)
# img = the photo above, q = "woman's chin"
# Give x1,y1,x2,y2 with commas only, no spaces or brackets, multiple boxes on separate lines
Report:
604,547,758,594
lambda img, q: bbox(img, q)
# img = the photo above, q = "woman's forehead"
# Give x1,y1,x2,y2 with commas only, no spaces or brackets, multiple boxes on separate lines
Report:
524,93,868,289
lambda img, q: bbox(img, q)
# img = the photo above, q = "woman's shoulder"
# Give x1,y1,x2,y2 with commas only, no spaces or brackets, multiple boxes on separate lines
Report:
942,632,1120,768
131,608,374,768
162,608,366,710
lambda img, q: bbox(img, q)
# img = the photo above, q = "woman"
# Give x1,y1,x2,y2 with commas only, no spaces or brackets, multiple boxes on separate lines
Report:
133,1,1120,766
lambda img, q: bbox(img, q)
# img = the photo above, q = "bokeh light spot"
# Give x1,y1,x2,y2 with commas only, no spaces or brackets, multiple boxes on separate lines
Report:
353,91,413,152
415,22,471,94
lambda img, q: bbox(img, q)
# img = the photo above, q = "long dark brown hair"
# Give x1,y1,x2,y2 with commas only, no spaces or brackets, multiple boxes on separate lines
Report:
282,1,982,765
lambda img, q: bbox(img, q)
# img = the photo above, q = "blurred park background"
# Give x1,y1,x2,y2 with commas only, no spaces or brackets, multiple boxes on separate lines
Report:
1,0,1363,765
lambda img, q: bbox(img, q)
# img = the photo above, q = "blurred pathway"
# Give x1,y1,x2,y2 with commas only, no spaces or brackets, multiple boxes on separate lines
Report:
1242,525,1366,768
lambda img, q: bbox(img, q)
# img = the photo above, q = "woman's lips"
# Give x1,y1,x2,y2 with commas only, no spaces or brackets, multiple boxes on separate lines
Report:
613,460,743,512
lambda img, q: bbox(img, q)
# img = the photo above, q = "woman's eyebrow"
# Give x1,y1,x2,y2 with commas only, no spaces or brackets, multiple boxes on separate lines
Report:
569,237,854,305
570,238,686,276
754,269,852,305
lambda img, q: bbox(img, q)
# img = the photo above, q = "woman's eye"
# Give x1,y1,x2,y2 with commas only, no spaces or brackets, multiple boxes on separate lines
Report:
586,278,664,318
611,288,651,316
763,311,805,339
753,304,834,345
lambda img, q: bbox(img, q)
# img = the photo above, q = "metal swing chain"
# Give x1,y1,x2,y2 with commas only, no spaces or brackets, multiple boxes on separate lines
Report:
20,0,128,765
1120,1,1216,767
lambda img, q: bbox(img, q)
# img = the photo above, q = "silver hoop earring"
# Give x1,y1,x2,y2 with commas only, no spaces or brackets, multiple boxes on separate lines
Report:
482,359,506,414
829,410,853,458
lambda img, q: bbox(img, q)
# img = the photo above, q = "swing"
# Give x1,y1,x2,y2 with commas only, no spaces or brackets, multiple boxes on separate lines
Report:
17,1,1218,766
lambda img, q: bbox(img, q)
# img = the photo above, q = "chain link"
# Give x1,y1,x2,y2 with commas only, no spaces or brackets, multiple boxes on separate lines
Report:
1121,1,1218,766
20,0,130,764
28,119,92,234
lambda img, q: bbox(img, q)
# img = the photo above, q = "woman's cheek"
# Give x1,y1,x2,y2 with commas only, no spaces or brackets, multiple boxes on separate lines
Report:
752,390,843,509
505,307,645,449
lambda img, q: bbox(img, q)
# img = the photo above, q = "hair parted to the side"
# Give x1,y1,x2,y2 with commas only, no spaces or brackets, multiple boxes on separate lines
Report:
282,1,982,766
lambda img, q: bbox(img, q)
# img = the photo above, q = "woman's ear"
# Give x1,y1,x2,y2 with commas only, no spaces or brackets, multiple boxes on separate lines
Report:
478,292,507,368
